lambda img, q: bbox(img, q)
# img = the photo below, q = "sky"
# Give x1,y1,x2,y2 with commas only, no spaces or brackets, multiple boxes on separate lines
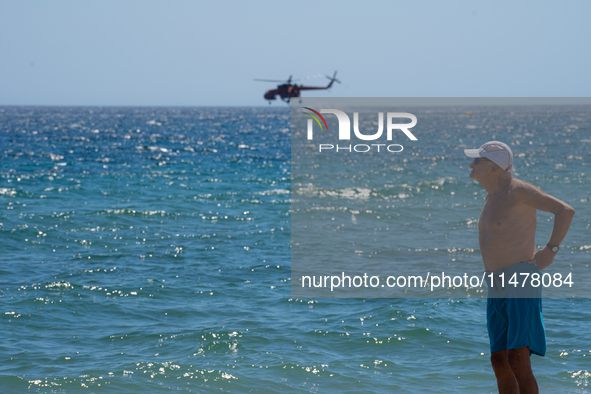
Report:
1,0,590,107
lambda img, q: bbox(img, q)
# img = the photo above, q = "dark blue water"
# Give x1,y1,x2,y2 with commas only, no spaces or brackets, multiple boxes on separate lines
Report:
1,106,590,393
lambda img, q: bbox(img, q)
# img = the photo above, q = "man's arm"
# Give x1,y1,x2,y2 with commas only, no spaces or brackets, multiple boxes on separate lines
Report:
516,181,575,269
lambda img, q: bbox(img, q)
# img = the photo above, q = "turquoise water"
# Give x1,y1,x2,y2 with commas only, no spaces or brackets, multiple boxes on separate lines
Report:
1,106,590,393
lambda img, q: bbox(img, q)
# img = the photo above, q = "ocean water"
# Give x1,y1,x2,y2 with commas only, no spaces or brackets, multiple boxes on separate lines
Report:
0,105,590,393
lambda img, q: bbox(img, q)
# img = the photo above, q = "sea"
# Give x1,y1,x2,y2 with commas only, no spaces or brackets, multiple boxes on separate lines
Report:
0,105,590,393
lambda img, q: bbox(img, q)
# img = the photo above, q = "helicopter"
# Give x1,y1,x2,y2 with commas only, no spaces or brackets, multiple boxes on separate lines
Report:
254,71,340,104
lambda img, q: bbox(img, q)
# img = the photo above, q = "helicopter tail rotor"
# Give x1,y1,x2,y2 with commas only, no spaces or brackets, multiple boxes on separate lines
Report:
326,71,340,84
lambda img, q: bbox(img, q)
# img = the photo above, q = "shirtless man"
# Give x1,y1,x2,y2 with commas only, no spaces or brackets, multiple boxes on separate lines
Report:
464,141,575,394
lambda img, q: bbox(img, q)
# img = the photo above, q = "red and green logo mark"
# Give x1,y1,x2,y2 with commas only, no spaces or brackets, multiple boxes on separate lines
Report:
303,107,328,131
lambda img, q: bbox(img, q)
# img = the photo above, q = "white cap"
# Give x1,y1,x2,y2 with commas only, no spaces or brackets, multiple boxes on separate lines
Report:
464,141,513,170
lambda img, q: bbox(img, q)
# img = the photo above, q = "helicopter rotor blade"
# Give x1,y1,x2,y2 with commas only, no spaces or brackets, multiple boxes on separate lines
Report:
292,74,326,82
254,79,288,83
255,73,334,83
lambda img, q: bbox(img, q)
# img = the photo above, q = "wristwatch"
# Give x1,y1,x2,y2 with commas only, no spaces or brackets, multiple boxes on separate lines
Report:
546,243,559,253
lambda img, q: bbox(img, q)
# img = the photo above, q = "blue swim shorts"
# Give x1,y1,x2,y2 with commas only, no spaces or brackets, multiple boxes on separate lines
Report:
486,263,546,357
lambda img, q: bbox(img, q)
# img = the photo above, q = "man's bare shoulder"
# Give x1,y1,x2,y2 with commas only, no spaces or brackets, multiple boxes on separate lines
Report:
510,178,542,198
510,178,573,214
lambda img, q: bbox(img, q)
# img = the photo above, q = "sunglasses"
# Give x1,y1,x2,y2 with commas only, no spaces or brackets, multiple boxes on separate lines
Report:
473,157,491,164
